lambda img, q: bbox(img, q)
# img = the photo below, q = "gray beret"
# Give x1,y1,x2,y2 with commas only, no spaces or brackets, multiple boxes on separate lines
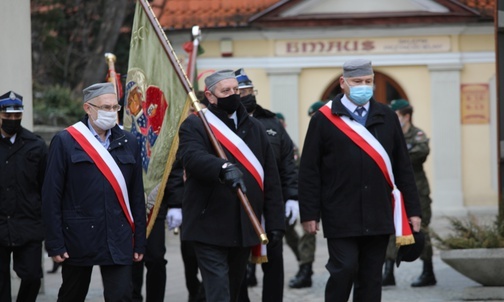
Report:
343,59,373,78
83,82,116,102
204,70,236,90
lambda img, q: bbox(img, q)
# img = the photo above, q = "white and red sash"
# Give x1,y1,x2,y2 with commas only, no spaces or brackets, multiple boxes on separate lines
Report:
203,110,268,262
320,102,414,246
66,122,135,232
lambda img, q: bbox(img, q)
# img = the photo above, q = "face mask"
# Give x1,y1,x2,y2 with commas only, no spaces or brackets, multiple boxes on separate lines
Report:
215,93,241,114
240,94,257,113
1,119,22,135
344,78,373,105
91,109,117,130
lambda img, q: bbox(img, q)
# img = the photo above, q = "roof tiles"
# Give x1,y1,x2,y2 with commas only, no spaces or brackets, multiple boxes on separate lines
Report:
153,0,281,30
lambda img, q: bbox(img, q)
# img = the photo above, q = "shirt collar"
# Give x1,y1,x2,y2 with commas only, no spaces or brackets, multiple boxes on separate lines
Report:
87,119,111,144
229,111,238,128
341,94,370,114
1,133,16,144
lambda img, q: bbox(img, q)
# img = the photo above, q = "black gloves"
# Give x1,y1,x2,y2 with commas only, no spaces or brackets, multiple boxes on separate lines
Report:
219,162,247,193
267,230,284,248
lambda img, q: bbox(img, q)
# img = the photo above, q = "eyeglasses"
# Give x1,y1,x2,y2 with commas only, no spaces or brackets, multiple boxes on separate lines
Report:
88,103,121,112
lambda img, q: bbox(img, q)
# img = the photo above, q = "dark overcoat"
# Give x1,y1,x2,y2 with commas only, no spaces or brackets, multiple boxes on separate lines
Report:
299,95,421,238
253,105,298,201
178,105,285,247
42,116,146,266
0,128,47,246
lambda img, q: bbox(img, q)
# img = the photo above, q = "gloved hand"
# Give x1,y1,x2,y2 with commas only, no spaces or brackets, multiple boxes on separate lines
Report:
219,162,247,193
285,199,299,225
166,208,182,230
267,230,284,248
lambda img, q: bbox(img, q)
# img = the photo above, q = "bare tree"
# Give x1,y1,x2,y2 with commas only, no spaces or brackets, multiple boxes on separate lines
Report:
31,0,134,93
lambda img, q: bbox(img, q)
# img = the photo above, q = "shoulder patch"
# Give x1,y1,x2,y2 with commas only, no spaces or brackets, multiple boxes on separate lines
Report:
266,128,277,136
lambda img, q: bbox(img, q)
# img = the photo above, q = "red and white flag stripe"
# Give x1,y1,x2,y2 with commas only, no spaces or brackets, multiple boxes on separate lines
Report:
203,109,264,189
320,102,413,245
67,122,134,230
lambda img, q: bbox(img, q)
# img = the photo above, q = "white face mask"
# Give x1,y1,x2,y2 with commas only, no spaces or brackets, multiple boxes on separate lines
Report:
92,109,117,130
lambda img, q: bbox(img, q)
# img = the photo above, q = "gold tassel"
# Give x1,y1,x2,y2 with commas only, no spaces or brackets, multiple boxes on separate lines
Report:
396,234,415,247
250,255,268,264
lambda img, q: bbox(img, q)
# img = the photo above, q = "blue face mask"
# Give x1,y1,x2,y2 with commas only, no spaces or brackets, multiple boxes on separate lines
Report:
344,78,373,105
349,85,373,105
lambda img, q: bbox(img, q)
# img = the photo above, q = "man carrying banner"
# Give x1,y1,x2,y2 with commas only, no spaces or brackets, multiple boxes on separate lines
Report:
178,70,285,302
42,82,146,301
298,59,422,302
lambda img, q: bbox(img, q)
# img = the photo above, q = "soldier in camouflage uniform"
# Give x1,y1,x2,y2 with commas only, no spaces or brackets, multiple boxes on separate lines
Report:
382,99,436,287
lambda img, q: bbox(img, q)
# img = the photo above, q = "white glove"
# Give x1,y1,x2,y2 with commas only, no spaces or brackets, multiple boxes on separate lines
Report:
285,200,299,226
166,208,182,230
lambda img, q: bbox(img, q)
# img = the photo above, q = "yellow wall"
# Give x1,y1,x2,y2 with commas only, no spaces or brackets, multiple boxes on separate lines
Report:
459,34,495,52
460,63,497,206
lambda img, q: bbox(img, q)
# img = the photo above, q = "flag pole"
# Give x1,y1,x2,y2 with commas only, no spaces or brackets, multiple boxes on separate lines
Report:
138,0,268,245
104,53,121,124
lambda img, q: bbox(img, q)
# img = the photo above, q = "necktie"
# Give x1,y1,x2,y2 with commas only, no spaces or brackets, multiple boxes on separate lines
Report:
355,107,366,117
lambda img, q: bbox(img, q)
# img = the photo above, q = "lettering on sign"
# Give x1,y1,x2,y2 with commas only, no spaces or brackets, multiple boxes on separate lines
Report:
276,36,451,56
460,84,490,124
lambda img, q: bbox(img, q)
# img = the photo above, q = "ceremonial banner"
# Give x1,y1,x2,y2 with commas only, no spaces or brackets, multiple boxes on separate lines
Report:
124,1,190,235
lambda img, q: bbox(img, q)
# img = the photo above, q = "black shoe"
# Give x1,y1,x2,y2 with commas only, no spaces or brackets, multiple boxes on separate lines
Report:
411,260,437,287
411,272,437,287
246,263,257,287
382,259,396,286
288,263,313,288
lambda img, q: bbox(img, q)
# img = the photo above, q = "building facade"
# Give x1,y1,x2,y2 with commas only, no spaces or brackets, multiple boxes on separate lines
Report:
157,0,497,214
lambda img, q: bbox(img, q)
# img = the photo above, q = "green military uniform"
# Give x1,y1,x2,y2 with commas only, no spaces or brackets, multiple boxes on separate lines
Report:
386,125,432,261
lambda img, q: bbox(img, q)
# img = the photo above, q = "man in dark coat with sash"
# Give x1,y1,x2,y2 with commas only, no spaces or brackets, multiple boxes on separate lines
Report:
178,70,285,302
298,59,422,302
42,82,146,302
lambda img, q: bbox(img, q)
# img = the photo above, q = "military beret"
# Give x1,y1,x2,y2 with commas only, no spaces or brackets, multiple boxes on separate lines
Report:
204,70,236,90
0,91,24,113
390,99,411,111
308,101,326,116
343,59,373,78
396,231,425,267
276,112,285,121
83,82,116,103
234,68,254,89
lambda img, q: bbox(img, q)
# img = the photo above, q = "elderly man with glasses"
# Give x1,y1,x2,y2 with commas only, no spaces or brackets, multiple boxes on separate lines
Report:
42,82,146,302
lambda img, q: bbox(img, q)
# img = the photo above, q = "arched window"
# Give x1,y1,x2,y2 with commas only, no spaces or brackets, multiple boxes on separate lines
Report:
321,71,408,104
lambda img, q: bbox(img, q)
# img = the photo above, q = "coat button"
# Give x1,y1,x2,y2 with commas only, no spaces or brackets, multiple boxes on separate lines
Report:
118,142,122,145
125,139,128,143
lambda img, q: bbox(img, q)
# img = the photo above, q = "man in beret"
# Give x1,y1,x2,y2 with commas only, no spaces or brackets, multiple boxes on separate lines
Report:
178,70,285,302
0,91,47,301
298,59,422,301
234,68,297,301
42,82,146,301
382,99,436,287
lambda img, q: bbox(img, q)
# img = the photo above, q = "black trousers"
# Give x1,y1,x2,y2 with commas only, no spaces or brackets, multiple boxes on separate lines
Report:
193,242,250,302
0,241,42,302
181,239,202,297
325,235,389,302
57,264,132,302
132,218,167,302
237,239,284,302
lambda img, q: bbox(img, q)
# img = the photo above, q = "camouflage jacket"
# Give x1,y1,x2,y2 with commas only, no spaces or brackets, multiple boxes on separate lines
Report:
404,125,430,196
